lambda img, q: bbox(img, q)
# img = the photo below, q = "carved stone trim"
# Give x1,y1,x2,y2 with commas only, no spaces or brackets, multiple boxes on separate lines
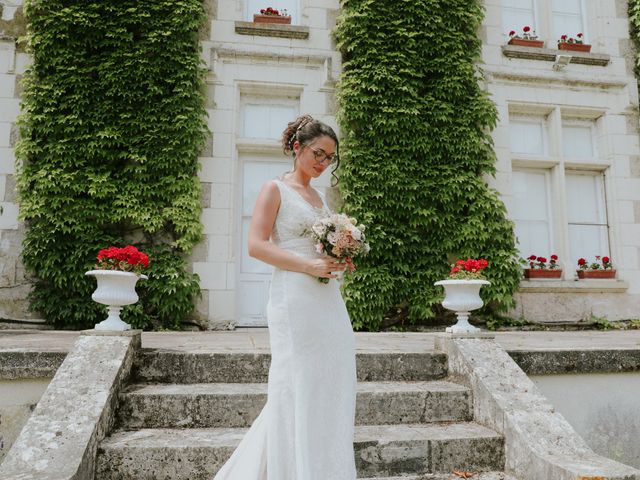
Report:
502,44,610,66
234,21,309,40
518,279,629,293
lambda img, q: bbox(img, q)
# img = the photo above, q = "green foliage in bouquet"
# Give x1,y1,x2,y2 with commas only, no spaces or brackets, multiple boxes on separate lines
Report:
16,0,207,329
334,0,521,330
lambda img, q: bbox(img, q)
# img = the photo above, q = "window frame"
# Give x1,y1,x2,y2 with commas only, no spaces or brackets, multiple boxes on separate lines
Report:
511,167,555,259
501,0,539,36
507,106,612,280
501,0,590,46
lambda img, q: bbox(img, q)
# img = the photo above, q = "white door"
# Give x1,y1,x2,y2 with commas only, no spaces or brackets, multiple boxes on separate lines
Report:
237,157,291,326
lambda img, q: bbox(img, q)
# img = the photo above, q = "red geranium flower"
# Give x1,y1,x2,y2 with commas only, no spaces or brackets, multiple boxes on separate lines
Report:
602,256,610,263
578,258,586,266
523,26,531,32
95,245,149,274
550,254,558,260
448,258,488,279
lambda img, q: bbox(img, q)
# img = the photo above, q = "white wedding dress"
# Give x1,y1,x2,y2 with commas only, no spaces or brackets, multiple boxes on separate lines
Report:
213,179,357,480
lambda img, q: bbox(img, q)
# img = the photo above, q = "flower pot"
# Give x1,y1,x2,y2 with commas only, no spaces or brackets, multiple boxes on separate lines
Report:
524,268,562,279
577,269,616,279
558,43,591,53
86,270,148,331
508,38,545,48
434,279,490,333
253,14,291,24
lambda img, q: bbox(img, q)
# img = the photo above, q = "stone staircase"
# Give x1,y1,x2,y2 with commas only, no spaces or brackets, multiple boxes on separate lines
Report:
95,348,517,479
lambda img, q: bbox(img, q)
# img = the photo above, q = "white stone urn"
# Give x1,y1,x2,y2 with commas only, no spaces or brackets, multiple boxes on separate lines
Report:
85,270,148,331
434,279,490,333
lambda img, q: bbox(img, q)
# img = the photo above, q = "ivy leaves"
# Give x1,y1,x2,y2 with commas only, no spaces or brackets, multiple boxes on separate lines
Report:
335,0,521,330
17,0,207,329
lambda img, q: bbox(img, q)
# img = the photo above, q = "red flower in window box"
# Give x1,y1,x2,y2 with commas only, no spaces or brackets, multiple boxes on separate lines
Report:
576,256,615,279
508,26,544,48
254,7,291,24
523,254,562,279
557,32,591,52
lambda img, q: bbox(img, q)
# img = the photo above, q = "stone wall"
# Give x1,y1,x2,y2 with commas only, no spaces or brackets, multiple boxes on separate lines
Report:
0,0,639,327
0,0,39,324
483,0,640,322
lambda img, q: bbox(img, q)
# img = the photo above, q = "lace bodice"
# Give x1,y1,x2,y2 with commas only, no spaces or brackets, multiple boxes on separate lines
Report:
272,179,330,259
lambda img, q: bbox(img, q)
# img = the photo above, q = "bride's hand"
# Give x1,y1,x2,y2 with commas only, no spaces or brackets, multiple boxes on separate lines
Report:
305,258,347,279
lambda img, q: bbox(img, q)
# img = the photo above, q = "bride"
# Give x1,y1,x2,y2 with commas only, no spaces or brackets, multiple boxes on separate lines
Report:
213,115,358,480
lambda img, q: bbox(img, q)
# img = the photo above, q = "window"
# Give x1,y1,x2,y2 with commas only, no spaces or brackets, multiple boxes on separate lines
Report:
562,123,595,160
247,0,298,23
566,172,609,267
512,170,553,258
510,118,547,156
501,0,588,44
240,160,290,275
502,0,536,34
551,0,585,41
242,104,297,140
237,96,299,326
507,109,611,277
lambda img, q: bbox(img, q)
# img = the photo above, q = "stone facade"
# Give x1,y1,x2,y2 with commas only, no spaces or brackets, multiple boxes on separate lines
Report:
484,0,640,322
0,0,639,327
0,0,37,323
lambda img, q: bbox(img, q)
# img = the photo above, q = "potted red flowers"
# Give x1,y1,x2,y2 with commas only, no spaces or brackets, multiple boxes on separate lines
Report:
253,7,291,24
86,245,149,331
508,26,544,48
557,33,591,52
435,258,490,333
524,254,562,279
577,256,616,279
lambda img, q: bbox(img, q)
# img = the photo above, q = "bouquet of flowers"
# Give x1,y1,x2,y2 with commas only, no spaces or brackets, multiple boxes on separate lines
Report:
95,245,149,275
448,258,489,280
304,213,370,283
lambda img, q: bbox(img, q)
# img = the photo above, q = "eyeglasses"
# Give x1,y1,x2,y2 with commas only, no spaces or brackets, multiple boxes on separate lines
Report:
306,146,338,165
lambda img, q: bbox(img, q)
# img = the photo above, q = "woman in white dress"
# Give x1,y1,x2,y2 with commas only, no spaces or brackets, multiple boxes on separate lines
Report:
213,115,358,480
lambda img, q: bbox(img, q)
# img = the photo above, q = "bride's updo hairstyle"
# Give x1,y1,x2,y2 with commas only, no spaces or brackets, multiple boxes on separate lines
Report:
282,114,340,185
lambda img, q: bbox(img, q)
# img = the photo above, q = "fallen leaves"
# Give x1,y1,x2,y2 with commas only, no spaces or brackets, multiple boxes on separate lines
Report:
453,470,475,478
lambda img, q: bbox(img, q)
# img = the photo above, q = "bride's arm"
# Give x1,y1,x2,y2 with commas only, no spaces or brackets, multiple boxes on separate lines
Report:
248,181,345,279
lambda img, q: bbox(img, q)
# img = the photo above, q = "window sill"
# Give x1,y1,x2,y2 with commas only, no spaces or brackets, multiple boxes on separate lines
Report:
501,44,610,67
236,138,283,154
518,278,628,293
235,21,309,40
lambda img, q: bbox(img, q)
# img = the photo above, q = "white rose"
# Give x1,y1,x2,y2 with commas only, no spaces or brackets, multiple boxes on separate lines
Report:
312,223,325,236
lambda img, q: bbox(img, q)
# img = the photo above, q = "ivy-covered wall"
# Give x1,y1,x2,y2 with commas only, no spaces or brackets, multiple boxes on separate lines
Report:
335,0,522,330
629,0,640,77
16,0,208,329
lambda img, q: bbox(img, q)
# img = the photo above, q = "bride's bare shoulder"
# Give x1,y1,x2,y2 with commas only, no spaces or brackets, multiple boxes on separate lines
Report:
255,180,281,207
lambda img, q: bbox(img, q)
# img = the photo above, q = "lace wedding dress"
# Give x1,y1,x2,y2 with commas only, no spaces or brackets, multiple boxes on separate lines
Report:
213,179,357,480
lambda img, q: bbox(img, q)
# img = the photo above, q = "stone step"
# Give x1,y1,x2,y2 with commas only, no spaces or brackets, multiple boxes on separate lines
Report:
134,349,448,383
95,422,504,479
117,380,473,429
359,474,518,480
